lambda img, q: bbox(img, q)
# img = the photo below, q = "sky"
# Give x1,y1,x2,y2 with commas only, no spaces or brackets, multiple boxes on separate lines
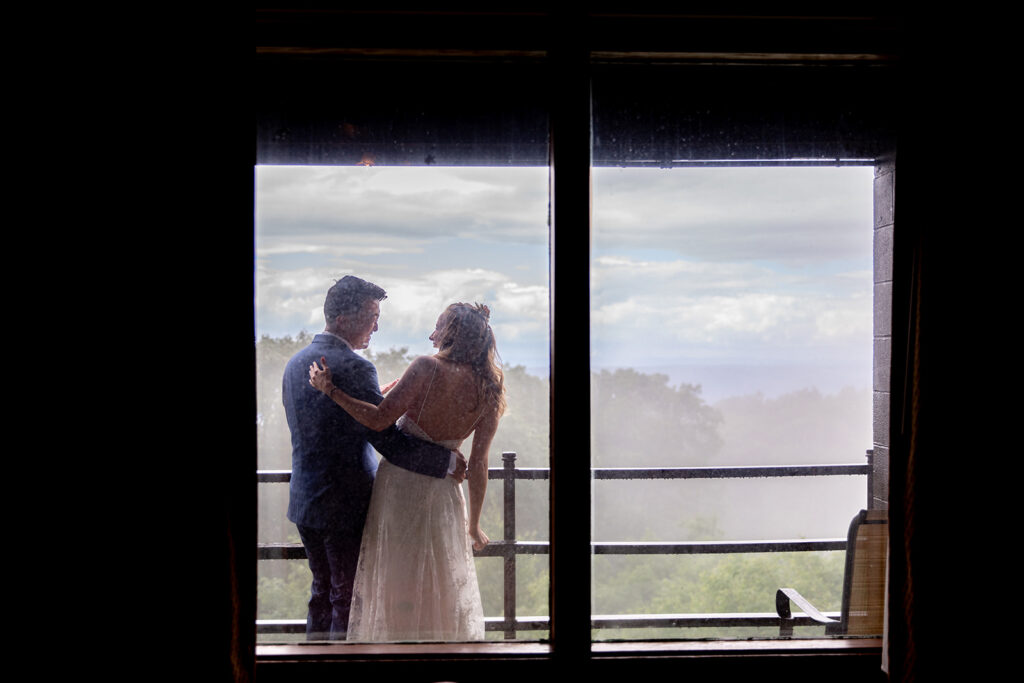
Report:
255,164,874,401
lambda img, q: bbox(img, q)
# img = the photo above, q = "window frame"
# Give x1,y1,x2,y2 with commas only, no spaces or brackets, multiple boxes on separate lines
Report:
244,9,913,679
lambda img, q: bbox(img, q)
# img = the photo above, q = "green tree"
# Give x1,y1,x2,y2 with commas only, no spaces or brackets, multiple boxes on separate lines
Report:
363,346,417,385
256,331,312,471
592,551,845,640
257,561,312,620
591,369,722,467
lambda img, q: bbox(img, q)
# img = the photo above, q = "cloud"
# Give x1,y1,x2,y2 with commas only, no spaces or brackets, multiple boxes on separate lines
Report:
255,265,333,336
593,166,873,265
590,252,872,366
256,166,549,248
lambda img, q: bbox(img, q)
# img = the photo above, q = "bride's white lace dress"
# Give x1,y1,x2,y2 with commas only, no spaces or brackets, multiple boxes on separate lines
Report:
347,414,485,642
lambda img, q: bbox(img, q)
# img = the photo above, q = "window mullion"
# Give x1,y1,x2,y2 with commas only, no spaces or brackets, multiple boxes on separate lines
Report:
548,31,593,662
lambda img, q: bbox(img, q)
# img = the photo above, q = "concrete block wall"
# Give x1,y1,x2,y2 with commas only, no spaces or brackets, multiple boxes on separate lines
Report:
872,159,895,510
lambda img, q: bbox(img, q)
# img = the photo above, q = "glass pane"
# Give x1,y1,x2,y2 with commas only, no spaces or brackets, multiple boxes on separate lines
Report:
590,165,876,640
255,165,550,643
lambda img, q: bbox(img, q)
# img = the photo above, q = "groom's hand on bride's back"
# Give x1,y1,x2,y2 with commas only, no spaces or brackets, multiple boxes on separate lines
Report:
450,451,468,483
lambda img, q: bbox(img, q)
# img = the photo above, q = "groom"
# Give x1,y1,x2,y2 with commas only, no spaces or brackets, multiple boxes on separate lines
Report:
282,275,465,640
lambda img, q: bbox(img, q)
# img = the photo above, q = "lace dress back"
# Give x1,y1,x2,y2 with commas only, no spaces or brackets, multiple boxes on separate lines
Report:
346,410,485,642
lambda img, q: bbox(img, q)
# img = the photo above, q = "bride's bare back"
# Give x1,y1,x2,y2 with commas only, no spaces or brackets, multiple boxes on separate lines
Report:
381,351,500,550
399,356,491,442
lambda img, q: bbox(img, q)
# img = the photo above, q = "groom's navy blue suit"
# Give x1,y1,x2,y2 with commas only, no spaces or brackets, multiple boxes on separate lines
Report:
283,333,451,639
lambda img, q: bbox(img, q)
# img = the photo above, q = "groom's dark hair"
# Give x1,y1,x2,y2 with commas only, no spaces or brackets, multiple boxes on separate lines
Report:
324,275,388,321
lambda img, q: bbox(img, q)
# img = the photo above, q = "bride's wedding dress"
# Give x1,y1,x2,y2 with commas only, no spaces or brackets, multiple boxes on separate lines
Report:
347,413,486,642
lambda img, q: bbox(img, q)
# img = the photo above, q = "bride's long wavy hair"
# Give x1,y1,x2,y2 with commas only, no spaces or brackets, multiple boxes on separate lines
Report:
434,302,506,415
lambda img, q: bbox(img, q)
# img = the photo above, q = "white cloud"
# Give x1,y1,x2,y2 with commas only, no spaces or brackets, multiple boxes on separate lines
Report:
812,294,873,341
255,266,332,335
256,236,420,258
591,257,871,367
593,166,873,265
256,165,549,245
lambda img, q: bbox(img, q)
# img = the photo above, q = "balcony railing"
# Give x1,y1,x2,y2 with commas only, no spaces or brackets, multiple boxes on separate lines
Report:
257,450,873,640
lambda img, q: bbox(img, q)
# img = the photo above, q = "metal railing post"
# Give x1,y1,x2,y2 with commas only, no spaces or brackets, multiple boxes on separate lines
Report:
502,451,517,639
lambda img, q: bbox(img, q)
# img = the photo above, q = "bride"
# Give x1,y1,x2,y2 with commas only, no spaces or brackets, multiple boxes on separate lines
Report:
308,302,506,642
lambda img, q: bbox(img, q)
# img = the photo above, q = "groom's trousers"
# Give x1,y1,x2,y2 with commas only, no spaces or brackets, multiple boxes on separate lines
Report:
297,523,362,640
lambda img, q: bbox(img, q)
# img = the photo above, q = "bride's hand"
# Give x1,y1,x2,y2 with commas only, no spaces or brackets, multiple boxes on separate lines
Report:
380,378,399,394
470,526,489,551
308,357,334,394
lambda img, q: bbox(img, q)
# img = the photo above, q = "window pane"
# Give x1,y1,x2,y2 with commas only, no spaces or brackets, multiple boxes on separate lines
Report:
590,165,876,640
255,165,550,642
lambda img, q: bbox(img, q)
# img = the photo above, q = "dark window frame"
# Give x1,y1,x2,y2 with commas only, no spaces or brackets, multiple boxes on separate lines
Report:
242,9,924,680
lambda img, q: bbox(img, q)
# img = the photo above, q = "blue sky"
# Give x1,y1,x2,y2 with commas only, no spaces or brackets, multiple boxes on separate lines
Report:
255,164,874,398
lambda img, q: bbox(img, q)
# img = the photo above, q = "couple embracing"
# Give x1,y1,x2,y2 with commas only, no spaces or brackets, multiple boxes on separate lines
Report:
282,275,505,642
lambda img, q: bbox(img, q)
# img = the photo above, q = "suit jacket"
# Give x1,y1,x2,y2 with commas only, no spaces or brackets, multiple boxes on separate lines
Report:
283,333,451,530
